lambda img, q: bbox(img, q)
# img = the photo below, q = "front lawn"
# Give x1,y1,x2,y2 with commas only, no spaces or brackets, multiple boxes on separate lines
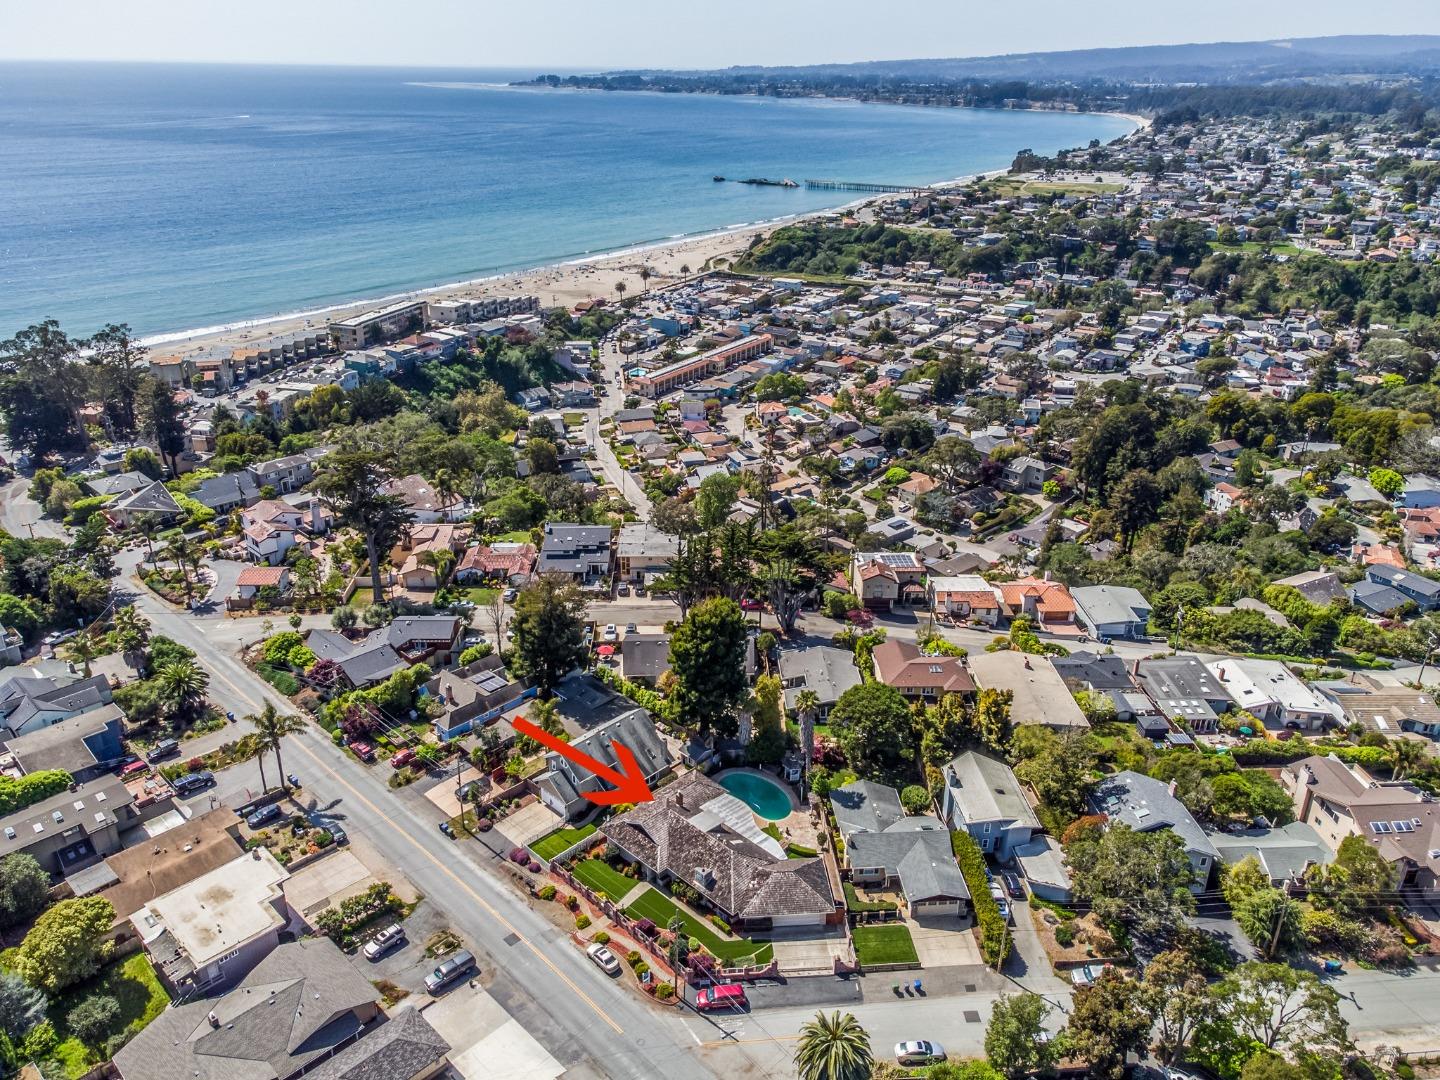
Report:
532,823,598,861
44,953,170,1078
625,886,774,965
460,586,500,605
852,924,919,967
571,858,637,902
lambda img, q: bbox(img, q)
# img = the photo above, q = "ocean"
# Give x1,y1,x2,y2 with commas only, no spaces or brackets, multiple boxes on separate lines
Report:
0,62,1135,340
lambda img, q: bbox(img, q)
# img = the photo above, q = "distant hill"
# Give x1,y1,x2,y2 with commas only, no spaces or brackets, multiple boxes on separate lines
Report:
617,35,1440,84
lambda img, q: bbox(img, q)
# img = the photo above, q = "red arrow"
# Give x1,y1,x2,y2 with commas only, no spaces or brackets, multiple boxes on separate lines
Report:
512,716,655,806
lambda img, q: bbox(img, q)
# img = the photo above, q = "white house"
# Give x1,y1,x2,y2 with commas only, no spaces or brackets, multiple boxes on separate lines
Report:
1207,658,1340,732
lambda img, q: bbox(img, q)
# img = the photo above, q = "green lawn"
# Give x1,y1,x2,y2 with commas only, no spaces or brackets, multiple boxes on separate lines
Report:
625,887,774,965
44,952,170,1078
571,858,638,902
531,823,598,861
460,586,500,605
852,924,919,966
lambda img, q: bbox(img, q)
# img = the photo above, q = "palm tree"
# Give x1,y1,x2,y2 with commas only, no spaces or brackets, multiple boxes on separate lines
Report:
418,548,456,590
240,732,270,794
111,605,150,673
528,697,564,736
252,702,308,791
794,689,820,790
638,266,652,294
65,628,100,678
1389,736,1428,780
793,1011,872,1080
614,280,627,302
162,535,197,600
156,658,209,719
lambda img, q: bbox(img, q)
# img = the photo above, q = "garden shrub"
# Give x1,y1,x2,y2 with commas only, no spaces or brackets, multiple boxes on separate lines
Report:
951,830,1012,966
575,914,591,930
538,885,557,901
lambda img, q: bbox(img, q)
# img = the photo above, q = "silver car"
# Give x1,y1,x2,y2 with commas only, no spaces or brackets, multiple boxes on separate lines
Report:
895,1041,946,1066
586,942,621,976
362,924,405,961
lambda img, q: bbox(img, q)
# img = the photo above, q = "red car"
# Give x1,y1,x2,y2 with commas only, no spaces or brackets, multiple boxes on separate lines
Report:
348,741,376,762
740,599,764,611
389,748,417,768
119,759,150,778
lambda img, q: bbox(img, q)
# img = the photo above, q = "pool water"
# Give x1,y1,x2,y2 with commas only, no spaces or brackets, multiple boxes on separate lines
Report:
719,771,793,821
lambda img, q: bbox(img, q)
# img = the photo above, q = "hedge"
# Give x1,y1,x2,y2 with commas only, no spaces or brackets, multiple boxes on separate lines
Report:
842,881,897,913
951,830,1011,967
0,770,73,815
1228,741,1390,768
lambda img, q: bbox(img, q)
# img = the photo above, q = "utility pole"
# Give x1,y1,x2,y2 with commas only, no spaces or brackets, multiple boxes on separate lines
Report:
1266,891,1294,961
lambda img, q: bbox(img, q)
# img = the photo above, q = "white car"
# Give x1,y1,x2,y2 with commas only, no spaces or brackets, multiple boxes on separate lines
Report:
586,942,621,976
603,624,618,641
1071,962,1111,988
362,924,405,961
894,1041,946,1066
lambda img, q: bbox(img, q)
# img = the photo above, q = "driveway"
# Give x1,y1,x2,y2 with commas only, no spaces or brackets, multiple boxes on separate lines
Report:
906,914,982,968
503,799,565,848
283,849,374,918
767,926,849,975
422,986,565,1080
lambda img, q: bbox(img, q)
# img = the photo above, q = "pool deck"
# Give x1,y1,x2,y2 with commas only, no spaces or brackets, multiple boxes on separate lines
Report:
713,767,819,853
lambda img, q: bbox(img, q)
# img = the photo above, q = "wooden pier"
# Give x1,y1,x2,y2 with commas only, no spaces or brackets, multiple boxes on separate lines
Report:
803,179,923,194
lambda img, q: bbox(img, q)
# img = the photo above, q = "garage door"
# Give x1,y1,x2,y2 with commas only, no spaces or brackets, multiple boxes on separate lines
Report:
912,899,960,916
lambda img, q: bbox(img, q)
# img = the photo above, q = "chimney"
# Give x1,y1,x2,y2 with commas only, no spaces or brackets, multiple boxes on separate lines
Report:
675,792,685,811
1167,779,1177,798
208,1012,220,1029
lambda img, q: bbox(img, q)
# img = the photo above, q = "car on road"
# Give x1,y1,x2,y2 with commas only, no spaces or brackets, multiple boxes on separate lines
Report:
586,942,621,976
172,770,215,795
602,624,618,641
1071,962,1112,988
389,748,417,769
1001,871,1026,900
146,739,180,763
894,1041,946,1066
246,804,283,829
424,950,475,993
695,983,747,1012
363,924,406,960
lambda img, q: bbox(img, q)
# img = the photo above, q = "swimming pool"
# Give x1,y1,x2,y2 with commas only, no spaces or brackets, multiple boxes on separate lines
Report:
718,771,793,821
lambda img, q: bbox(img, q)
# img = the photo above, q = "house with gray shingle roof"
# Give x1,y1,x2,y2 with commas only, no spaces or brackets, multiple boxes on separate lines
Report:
1090,770,1217,890
940,751,1040,861
537,708,673,820
113,937,448,1080
105,479,182,529
602,772,839,931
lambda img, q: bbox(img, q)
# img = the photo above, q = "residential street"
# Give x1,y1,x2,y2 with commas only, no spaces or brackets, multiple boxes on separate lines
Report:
0,476,68,540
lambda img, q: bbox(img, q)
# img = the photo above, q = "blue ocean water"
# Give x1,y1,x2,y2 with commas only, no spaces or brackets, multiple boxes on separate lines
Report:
0,62,1134,340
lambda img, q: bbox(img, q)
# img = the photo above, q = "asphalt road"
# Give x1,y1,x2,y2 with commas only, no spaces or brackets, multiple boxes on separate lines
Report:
0,477,68,541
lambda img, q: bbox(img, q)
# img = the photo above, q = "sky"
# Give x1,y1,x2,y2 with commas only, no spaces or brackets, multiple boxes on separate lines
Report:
3,0,1440,70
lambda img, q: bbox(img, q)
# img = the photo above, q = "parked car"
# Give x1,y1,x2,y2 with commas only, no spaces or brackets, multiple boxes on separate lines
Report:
424,950,476,993
119,759,150,778
42,629,78,647
324,822,348,845
363,924,405,961
348,740,376,762
172,770,215,795
617,583,630,596
1071,963,1111,988
146,739,180,763
1001,871,1025,900
624,623,637,635
503,588,517,602
390,748,417,769
246,804,283,829
895,1042,946,1066
602,624,618,641
695,983,747,1012
740,599,763,611
586,942,621,976
439,821,456,839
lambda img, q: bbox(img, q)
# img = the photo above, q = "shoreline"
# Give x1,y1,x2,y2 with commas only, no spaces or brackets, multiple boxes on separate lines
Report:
141,116,1144,358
